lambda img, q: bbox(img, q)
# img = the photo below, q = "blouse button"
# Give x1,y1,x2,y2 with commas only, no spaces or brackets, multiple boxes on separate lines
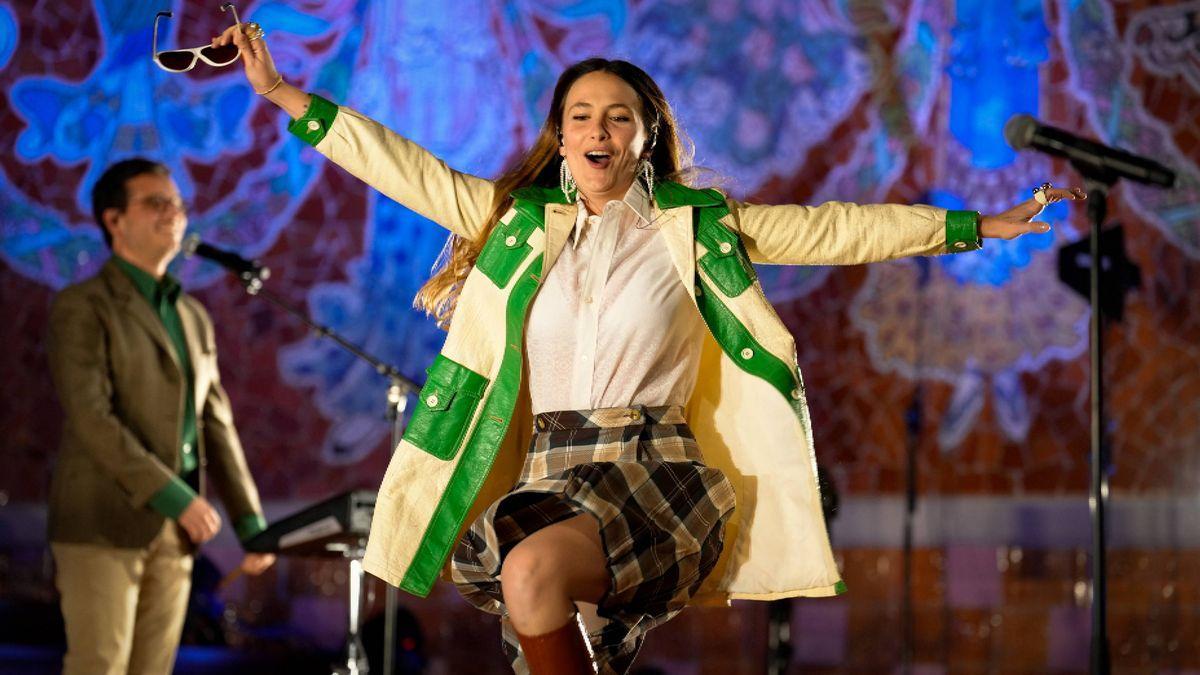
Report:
791,388,802,400
719,241,733,254
505,235,518,247
425,394,440,408
740,347,754,360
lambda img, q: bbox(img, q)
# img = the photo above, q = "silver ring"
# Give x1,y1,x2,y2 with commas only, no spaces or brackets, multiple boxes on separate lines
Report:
1032,182,1052,205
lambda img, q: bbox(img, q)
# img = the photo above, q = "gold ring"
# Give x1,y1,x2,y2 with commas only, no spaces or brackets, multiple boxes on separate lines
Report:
244,22,264,41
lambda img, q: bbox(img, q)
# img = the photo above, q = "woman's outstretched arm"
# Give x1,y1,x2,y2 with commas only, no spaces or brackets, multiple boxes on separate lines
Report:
729,186,1085,266
212,24,497,241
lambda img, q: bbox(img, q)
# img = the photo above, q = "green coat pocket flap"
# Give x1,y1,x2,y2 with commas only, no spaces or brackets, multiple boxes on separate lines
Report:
696,218,741,258
697,220,754,297
476,209,538,287
403,355,489,461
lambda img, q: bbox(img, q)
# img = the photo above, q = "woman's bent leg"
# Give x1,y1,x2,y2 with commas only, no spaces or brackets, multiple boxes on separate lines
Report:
501,513,609,633
501,514,609,674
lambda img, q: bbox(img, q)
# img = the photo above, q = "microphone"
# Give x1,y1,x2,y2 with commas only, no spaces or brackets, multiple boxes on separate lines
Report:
182,234,270,281
1004,114,1176,188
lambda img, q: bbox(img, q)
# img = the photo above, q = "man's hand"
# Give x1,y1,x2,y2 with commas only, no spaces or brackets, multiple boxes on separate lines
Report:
178,496,222,544
239,552,276,576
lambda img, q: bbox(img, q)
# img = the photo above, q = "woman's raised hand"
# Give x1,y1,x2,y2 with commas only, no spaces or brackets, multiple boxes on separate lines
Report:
213,22,311,119
980,186,1087,240
213,22,280,95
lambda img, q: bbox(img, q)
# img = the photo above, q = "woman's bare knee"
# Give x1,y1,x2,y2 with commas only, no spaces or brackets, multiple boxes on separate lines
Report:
500,518,611,623
501,541,557,604
501,539,574,633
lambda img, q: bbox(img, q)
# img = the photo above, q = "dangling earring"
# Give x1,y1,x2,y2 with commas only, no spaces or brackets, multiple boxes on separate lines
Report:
560,158,576,202
639,158,655,206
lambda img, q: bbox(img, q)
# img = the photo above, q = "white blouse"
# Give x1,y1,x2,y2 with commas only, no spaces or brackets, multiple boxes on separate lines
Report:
525,182,707,415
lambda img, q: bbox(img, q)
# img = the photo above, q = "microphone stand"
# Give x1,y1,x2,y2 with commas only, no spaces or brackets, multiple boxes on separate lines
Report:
1078,170,1116,675
1006,115,1174,674
233,270,415,675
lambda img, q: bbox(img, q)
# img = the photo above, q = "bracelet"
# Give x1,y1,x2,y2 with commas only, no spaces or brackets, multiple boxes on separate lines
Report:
255,76,284,96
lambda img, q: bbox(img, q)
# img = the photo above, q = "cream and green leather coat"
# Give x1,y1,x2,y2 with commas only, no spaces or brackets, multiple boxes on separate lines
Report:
288,95,981,604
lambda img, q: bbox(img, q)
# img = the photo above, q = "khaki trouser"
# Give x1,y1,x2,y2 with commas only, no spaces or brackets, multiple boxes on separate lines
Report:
52,520,193,675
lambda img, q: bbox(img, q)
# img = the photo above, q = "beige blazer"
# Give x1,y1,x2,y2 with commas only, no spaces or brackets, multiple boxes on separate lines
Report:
46,259,264,549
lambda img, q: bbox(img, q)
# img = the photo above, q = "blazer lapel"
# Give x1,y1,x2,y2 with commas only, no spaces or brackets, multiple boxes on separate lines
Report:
103,262,180,371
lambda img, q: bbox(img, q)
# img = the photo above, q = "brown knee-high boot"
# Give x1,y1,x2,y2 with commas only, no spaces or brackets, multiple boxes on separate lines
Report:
515,615,596,675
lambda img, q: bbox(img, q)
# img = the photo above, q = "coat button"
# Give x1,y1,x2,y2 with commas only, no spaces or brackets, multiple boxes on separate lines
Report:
306,120,320,132
791,388,802,400
629,409,642,420
740,347,754,360
954,241,967,249
505,235,518,247
719,241,733,254
425,394,440,407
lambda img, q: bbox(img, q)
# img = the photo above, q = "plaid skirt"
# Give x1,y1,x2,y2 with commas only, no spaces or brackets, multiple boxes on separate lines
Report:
450,405,736,675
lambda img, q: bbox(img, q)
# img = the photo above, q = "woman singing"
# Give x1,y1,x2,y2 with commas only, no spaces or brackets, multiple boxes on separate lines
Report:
215,20,1083,675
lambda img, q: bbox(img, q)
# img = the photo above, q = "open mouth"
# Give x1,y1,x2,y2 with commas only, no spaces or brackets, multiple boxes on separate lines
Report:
584,150,612,169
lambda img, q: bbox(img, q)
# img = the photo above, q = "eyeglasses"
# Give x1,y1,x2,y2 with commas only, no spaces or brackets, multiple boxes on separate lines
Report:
152,3,243,73
135,195,190,215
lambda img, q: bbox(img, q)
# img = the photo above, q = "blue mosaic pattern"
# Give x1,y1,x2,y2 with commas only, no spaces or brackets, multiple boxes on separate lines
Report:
4,0,1186,464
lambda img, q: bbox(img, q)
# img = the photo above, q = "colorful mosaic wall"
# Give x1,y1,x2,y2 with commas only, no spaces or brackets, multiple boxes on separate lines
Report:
1,0,1197,671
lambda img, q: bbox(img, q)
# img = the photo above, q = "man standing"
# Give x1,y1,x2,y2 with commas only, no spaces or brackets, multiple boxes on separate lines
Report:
46,158,276,675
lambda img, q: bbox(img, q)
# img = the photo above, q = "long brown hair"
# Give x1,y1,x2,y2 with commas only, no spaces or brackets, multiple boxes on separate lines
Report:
415,58,693,325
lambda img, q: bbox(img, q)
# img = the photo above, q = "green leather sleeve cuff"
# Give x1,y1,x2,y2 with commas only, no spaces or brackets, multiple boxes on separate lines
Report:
235,513,268,543
286,94,339,147
147,476,198,520
945,210,982,253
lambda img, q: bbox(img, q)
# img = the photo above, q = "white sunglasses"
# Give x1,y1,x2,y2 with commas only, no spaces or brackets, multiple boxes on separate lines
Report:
152,3,242,73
